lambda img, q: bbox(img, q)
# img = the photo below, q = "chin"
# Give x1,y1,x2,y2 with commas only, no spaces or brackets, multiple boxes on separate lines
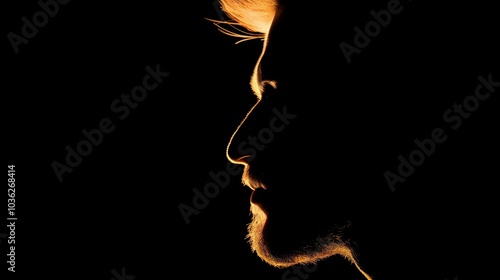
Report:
246,203,358,269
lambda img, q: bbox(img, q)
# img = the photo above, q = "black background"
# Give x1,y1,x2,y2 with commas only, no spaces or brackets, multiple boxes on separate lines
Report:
3,1,499,279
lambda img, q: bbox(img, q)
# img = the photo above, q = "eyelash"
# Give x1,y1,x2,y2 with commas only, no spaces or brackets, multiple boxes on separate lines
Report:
208,19,266,44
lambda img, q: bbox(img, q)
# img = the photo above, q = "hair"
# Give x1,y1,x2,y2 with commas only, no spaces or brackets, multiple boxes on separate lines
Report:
246,203,373,280
209,0,278,44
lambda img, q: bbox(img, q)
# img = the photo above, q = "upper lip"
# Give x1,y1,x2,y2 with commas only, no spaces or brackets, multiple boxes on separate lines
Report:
248,182,266,191
241,165,268,191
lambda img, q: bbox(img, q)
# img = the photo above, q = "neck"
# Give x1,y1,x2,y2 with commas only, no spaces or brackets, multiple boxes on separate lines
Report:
342,199,405,279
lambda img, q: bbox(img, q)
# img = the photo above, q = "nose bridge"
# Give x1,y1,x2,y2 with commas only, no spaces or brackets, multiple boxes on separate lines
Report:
227,55,281,164
226,100,261,164
227,35,271,164
250,36,277,99
250,5,289,96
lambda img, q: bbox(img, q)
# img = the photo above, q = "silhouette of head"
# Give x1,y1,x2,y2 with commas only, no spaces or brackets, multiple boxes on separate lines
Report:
214,0,499,279
218,1,388,277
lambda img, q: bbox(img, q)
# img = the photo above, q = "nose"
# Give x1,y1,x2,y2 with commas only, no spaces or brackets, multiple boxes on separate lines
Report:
226,80,280,166
226,101,259,165
226,7,287,165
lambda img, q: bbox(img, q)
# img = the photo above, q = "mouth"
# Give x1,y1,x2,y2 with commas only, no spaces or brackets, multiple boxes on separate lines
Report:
250,186,270,213
242,167,270,210
246,181,267,191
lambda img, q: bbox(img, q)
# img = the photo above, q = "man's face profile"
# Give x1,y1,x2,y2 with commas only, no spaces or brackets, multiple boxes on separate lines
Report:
213,0,499,279
219,0,381,275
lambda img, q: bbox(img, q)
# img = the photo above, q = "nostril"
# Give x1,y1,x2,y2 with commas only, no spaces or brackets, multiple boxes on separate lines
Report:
259,81,279,99
228,154,253,166
265,79,278,89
